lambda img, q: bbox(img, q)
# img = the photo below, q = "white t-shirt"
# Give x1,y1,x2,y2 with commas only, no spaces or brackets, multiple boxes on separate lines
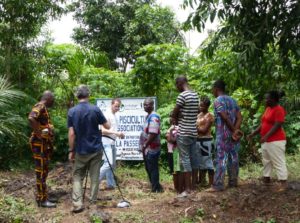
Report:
102,110,118,145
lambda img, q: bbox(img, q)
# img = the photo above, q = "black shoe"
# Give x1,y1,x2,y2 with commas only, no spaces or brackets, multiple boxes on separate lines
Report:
38,200,56,208
72,205,84,213
48,197,58,203
152,186,164,193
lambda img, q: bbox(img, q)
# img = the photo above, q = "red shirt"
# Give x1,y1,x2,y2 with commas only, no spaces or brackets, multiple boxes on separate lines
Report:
260,105,286,142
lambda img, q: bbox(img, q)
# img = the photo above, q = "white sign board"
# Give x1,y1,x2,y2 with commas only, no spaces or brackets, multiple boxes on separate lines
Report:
96,97,157,160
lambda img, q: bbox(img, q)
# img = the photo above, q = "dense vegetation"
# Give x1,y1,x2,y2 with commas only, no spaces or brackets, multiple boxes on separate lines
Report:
0,0,299,169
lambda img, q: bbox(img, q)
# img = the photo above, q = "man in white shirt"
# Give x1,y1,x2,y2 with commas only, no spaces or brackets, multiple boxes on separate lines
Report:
99,98,125,189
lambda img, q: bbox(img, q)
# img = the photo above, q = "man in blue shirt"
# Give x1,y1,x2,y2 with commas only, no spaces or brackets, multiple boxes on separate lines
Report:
68,85,110,213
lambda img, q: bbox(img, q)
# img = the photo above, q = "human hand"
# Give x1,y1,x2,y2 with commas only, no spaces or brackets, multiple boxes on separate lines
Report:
171,117,177,125
260,136,267,144
68,151,75,162
118,132,125,139
142,144,147,152
48,124,54,135
34,130,43,139
246,133,254,141
232,129,244,141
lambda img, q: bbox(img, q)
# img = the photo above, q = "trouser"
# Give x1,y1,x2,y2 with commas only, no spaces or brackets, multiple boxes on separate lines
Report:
262,140,288,180
144,150,162,192
213,138,239,190
72,150,103,207
99,144,116,188
30,136,52,202
176,136,198,172
197,138,214,170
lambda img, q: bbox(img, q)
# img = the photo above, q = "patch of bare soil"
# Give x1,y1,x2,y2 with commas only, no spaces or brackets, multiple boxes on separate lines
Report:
1,163,300,223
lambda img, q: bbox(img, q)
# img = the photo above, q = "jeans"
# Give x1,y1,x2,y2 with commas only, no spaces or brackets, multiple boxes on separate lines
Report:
144,150,162,192
99,144,116,188
176,136,197,172
72,150,102,207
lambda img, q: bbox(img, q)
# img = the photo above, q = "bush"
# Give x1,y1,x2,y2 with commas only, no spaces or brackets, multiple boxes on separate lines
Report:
284,111,300,153
51,112,69,162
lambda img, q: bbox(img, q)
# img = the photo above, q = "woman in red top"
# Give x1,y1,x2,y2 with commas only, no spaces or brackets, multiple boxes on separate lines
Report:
247,90,288,188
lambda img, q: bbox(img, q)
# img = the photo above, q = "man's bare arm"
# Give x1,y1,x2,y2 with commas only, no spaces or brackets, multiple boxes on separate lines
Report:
28,117,42,138
171,104,181,125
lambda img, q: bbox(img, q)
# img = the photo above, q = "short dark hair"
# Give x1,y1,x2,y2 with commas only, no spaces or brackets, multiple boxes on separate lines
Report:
112,98,121,105
213,80,226,92
41,90,54,101
267,90,285,103
76,85,90,99
201,96,211,107
175,75,188,84
144,97,154,105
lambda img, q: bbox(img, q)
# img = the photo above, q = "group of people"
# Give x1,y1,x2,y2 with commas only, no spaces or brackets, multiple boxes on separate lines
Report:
28,76,288,212
138,76,288,199
28,85,122,212
165,76,242,197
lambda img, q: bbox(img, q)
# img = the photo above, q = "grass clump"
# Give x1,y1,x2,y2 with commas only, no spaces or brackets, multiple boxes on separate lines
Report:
0,190,35,223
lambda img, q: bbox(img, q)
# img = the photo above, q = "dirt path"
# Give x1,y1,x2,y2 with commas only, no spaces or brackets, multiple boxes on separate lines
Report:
0,163,300,223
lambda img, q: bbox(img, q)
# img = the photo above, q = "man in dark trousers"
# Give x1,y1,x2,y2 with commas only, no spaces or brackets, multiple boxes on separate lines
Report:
140,98,163,193
28,90,56,208
68,85,110,213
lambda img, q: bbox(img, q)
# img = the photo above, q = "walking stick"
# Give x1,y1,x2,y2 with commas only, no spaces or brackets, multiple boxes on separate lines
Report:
102,148,130,208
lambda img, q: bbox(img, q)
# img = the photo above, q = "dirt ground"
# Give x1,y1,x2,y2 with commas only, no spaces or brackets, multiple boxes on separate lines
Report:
0,162,300,223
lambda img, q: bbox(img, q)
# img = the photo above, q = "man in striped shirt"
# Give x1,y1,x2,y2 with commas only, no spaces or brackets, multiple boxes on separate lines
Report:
172,76,199,197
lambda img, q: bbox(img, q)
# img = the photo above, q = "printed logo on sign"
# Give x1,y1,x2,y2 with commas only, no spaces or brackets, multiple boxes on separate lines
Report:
119,104,125,112
119,103,144,112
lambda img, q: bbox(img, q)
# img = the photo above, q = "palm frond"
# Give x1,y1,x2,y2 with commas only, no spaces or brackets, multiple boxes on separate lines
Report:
0,76,27,142
0,76,26,107
0,113,27,140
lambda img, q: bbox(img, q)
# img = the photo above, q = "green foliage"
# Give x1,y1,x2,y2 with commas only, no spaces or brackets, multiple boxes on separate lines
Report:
178,208,206,223
231,88,261,163
90,216,103,223
183,0,300,74
50,113,68,162
252,218,276,223
196,208,205,218
132,43,188,104
124,4,183,55
80,67,136,99
0,0,66,87
39,44,111,105
284,111,300,153
190,38,298,99
286,151,300,180
0,192,35,222
71,0,183,71
0,76,31,169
